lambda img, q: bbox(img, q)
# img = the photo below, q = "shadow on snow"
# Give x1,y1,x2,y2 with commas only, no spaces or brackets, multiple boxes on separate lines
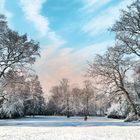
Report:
0,116,139,127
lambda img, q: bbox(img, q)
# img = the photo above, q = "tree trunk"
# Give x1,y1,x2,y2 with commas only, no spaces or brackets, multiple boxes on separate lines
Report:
66,97,70,118
122,87,139,117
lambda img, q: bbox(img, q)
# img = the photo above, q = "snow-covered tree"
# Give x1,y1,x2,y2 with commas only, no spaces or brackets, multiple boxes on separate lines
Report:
0,14,45,119
112,0,140,57
71,87,83,115
59,79,71,117
24,75,46,116
88,46,139,120
48,79,72,117
0,70,46,118
0,14,40,79
82,80,95,120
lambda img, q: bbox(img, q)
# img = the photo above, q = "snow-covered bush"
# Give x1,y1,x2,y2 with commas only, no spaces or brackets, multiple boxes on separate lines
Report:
107,101,128,119
0,95,24,119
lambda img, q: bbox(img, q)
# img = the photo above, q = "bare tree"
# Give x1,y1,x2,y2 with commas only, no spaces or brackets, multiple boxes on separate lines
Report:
0,15,40,78
82,80,95,120
49,78,71,117
88,46,139,120
112,0,140,57
71,87,83,115
59,78,71,118
48,86,62,115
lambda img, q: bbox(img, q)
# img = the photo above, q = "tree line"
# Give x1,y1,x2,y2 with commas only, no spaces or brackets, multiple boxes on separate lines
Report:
47,79,107,120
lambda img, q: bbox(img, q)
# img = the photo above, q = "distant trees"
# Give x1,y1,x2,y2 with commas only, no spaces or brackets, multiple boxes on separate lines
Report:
82,80,95,120
59,79,71,118
47,78,106,119
48,79,72,117
47,86,62,115
71,87,83,115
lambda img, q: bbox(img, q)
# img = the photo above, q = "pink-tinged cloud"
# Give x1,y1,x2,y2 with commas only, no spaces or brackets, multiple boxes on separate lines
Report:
34,41,113,94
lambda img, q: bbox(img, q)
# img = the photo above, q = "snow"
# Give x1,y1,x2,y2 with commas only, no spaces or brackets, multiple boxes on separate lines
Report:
0,116,140,140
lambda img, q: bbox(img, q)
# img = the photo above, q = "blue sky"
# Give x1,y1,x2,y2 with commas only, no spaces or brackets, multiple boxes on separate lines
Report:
0,0,133,93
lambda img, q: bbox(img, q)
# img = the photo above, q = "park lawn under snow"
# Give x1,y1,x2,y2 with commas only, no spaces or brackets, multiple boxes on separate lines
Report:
0,116,140,140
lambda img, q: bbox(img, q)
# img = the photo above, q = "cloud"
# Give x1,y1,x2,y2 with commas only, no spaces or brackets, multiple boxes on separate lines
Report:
82,0,133,36
82,0,111,14
34,40,113,94
20,0,49,37
20,0,65,46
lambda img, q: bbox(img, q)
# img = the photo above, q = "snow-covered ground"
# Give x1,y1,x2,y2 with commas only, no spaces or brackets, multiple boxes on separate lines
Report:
0,116,140,140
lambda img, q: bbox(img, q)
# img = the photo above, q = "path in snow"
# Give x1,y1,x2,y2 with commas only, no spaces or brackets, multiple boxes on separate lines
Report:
0,116,140,140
